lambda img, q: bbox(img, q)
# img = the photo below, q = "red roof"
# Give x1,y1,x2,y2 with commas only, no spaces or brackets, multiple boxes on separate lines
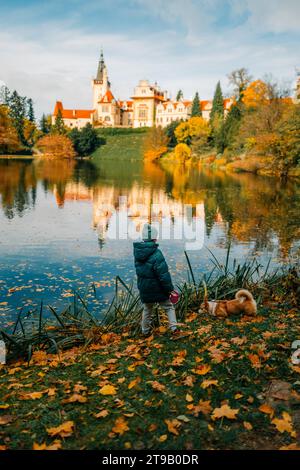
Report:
53,101,94,119
98,89,115,103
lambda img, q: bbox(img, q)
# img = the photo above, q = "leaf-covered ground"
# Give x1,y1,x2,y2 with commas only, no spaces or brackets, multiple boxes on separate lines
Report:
0,303,300,450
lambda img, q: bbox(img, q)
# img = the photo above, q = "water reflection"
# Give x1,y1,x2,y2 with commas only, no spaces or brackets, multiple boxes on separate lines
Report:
0,158,299,259
0,157,299,323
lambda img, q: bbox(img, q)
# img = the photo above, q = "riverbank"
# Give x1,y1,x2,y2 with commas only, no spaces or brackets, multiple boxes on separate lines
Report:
161,150,300,179
1,262,299,450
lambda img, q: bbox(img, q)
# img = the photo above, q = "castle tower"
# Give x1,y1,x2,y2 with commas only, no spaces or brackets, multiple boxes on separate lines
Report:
92,50,111,110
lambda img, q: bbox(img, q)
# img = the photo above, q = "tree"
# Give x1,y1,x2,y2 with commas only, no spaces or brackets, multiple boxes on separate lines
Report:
191,92,202,117
52,109,66,135
36,134,76,159
218,102,243,153
210,81,224,123
0,85,10,106
174,143,191,162
40,114,51,134
8,90,27,145
0,105,22,154
176,89,183,101
27,98,35,122
143,126,169,160
68,124,101,157
164,119,182,147
228,68,252,101
175,116,210,145
243,80,269,108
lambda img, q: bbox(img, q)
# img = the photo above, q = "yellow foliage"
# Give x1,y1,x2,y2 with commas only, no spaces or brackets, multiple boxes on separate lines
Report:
243,80,269,108
174,143,191,161
175,116,210,143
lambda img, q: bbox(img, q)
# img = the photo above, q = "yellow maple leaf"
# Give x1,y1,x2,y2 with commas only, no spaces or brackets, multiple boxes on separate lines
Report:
165,419,181,436
33,440,62,450
272,412,296,437
159,434,168,442
212,404,239,420
191,400,212,416
0,404,9,409
99,385,117,395
112,417,129,435
201,380,218,389
47,421,74,438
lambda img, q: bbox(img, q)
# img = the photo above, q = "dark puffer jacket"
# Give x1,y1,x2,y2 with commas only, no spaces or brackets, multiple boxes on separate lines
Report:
133,241,174,303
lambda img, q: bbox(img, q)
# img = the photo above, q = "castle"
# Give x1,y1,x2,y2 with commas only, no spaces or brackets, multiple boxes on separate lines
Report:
52,51,233,129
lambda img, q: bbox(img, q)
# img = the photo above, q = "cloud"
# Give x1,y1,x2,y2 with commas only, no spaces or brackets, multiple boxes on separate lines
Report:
0,1,298,118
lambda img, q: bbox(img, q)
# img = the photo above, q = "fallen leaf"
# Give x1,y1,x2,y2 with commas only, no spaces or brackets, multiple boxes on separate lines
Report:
0,415,14,425
201,380,218,389
47,421,74,438
62,393,87,404
99,385,117,395
272,412,296,437
128,377,141,390
192,364,211,375
112,417,129,435
279,443,300,450
19,391,44,400
212,404,239,420
259,403,275,418
185,393,193,402
33,440,62,450
243,421,253,430
165,419,181,436
159,435,168,442
94,410,109,419
151,381,166,392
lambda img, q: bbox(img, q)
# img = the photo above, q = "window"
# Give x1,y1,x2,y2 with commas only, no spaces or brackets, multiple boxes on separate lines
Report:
138,106,148,119
141,89,146,94
104,116,111,121
178,107,183,112
168,107,172,113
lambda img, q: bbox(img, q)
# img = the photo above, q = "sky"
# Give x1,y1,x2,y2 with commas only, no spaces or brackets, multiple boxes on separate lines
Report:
0,0,299,117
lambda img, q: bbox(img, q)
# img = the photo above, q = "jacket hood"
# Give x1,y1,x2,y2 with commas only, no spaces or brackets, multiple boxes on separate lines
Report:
133,241,158,262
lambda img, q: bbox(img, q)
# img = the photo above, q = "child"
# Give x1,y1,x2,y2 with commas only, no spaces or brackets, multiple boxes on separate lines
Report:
133,223,182,337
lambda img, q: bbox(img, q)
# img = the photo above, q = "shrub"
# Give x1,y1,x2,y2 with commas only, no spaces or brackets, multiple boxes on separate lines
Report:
36,134,76,159
69,123,103,157
174,143,192,161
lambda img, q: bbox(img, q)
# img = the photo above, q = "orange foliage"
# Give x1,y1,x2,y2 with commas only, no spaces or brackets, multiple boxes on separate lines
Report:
36,134,76,159
0,105,22,154
243,80,269,108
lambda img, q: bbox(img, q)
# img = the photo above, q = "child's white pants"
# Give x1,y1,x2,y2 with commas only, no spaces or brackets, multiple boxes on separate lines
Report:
141,299,177,333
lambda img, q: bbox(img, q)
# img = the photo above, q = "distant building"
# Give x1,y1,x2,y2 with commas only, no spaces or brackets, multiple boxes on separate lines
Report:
52,52,233,129
155,98,233,127
131,80,167,127
52,101,94,129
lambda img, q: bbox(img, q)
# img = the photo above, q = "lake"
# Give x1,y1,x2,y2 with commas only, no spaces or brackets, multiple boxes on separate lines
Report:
0,155,299,326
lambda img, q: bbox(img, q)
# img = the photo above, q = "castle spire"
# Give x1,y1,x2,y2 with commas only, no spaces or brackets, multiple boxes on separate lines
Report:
96,49,105,81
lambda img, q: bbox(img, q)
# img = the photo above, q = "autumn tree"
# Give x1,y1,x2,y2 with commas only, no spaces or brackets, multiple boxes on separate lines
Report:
174,143,191,162
191,92,202,117
228,68,252,101
36,134,76,159
143,126,169,160
0,105,22,154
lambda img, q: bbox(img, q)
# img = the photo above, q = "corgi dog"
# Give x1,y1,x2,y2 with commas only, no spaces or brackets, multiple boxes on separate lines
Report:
200,289,257,318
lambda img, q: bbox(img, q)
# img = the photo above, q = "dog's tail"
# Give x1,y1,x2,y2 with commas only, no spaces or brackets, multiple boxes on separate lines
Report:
235,289,254,302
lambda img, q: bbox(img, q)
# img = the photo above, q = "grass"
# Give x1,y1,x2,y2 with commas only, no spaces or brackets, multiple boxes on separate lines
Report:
92,129,148,161
0,251,299,450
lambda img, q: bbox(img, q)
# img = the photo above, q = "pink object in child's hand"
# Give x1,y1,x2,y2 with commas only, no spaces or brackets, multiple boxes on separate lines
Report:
170,290,180,304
